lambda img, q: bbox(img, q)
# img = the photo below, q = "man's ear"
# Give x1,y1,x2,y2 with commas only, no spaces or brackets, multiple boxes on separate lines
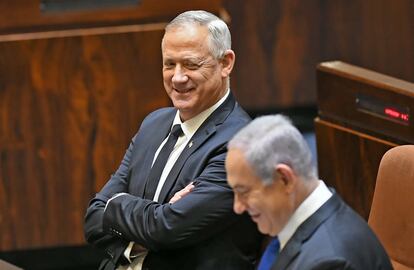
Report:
274,163,297,193
220,49,235,77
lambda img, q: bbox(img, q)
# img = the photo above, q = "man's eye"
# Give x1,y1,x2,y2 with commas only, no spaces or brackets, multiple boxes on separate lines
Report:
164,62,175,68
185,62,200,70
236,189,250,197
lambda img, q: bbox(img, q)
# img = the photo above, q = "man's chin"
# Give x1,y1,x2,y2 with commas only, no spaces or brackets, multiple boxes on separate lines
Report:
258,226,270,236
174,103,191,113
174,105,197,121
256,222,272,236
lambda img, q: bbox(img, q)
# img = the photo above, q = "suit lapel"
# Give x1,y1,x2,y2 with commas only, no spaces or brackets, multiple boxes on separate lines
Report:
273,193,343,270
157,93,236,202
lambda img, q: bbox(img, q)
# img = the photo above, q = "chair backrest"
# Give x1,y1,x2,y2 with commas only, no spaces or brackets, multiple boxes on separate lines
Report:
368,145,414,270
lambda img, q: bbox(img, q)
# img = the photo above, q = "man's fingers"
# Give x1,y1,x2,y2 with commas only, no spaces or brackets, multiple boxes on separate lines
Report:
169,182,195,204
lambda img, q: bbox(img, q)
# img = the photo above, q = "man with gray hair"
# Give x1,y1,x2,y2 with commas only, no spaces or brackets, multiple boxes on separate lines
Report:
84,10,261,270
226,115,392,270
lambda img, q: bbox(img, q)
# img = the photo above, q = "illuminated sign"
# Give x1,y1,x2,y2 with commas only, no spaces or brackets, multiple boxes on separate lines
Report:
356,95,410,125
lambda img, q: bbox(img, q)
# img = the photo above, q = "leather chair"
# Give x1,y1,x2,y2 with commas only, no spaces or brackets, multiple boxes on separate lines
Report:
368,145,414,270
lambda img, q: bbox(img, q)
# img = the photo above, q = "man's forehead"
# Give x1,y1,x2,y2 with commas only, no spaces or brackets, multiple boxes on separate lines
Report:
162,55,205,62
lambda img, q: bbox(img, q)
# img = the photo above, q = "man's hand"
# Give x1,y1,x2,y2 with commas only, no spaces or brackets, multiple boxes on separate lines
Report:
169,182,195,204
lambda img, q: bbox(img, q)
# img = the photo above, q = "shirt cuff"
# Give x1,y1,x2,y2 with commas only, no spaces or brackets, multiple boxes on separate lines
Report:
123,241,135,263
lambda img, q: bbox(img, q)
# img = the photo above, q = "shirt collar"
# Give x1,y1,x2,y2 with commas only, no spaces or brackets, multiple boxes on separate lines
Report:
278,180,333,251
172,89,230,138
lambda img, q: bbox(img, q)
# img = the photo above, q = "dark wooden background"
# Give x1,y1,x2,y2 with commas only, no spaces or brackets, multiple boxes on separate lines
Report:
225,0,414,109
1,0,413,254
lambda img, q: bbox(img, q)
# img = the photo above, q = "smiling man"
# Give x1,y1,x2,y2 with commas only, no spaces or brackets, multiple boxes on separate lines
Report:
84,10,261,270
226,115,392,270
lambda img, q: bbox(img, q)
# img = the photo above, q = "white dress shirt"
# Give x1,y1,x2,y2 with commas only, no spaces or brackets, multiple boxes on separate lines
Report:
277,180,333,251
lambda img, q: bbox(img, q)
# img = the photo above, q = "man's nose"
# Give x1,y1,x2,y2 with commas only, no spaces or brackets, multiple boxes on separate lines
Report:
172,66,188,84
233,196,247,214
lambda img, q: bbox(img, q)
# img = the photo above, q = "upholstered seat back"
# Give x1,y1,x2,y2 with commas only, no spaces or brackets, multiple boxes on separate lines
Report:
369,145,414,270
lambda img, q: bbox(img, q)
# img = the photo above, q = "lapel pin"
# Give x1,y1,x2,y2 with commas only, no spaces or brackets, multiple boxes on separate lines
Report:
188,141,194,148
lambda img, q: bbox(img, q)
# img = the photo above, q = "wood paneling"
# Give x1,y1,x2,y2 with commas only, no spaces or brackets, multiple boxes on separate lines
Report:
320,0,414,83
224,0,320,109
0,27,169,251
0,0,222,34
223,0,414,109
315,119,396,219
2,0,413,110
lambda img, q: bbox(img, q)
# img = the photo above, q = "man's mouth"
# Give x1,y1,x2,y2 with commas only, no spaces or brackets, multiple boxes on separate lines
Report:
174,87,194,93
250,213,261,222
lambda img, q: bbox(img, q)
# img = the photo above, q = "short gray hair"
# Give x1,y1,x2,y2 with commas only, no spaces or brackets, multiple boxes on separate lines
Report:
165,10,231,59
228,115,317,185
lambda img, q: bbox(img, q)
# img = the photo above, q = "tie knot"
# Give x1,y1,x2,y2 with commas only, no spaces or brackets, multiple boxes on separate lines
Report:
170,124,183,138
269,237,280,252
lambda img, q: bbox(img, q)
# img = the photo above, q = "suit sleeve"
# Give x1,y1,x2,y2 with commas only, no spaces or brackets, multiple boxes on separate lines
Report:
102,144,241,251
83,137,136,264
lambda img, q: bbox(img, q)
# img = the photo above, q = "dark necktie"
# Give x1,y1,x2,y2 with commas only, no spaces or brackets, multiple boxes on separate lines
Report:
257,237,280,270
144,124,183,199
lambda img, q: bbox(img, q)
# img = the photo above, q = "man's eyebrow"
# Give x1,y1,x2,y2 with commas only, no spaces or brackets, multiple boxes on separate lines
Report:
232,184,248,191
182,56,204,62
163,56,204,63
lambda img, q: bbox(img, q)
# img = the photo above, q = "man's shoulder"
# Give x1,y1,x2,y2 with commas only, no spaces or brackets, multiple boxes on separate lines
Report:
140,107,176,126
231,102,251,121
310,195,377,244
146,107,176,120
213,103,251,140
221,101,251,127
295,198,391,269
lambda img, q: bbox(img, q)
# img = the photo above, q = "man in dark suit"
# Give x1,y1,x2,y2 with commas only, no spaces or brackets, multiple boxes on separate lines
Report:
225,115,392,270
84,10,261,270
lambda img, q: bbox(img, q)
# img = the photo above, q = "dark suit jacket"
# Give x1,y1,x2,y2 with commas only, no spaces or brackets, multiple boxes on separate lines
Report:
84,93,262,270
272,193,392,270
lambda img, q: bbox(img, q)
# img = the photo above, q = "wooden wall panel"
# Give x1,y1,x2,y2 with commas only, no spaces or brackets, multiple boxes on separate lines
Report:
2,0,413,110
0,28,170,251
224,0,320,109
315,119,397,219
223,0,414,110
0,0,222,34
320,0,414,83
